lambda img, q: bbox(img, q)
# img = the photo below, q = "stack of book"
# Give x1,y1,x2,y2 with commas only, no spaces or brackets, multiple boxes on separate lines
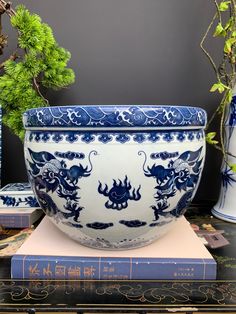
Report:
0,182,43,228
11,216,217,280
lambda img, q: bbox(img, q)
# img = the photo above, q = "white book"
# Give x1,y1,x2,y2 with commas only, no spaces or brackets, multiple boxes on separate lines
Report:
11,216,217,280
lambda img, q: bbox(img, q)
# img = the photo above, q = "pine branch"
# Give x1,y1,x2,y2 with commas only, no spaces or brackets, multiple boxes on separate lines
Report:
0,1,17,65
0,1,16,17
33,77,49,105
0,2,7,55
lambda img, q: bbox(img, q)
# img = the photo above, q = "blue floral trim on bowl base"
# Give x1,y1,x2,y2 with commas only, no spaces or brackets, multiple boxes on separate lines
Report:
57,221,175,250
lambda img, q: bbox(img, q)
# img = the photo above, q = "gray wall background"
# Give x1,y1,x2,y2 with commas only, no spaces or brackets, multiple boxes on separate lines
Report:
1,0,223,201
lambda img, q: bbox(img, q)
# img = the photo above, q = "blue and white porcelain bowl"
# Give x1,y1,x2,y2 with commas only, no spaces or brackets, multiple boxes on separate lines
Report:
23,105,207,250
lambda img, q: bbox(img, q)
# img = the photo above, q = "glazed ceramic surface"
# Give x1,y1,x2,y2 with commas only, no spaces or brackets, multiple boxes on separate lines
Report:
212,96,236,223
23,105,207,249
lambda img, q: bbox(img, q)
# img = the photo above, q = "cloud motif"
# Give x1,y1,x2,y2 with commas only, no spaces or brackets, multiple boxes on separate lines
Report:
119,219,147,228
150,151,179,160
86,222,114,230
55,151,85,160
149,220,169,227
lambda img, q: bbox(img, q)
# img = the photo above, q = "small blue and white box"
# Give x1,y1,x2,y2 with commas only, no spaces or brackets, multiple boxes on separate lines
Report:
0,182,40,208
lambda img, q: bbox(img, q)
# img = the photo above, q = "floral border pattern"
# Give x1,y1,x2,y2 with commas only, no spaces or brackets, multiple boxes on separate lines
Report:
26,130,204,144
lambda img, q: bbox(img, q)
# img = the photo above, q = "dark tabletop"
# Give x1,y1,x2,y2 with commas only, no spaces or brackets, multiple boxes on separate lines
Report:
1,202,236,313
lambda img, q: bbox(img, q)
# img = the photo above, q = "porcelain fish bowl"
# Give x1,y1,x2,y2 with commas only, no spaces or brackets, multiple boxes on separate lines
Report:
23,105,207,250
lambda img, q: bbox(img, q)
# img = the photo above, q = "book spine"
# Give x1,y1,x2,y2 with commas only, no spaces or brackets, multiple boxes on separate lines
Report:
11,255,216,280
0,214,30,228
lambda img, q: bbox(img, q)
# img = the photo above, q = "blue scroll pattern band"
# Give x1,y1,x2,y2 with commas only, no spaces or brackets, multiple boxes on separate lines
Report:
26,130,204,144
23,105,207,129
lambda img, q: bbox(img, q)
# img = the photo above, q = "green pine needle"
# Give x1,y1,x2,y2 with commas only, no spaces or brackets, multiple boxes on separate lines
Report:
0,5,75,140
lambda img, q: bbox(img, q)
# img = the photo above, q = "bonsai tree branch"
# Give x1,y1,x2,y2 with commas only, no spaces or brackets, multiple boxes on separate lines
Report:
0,1,16,17
0,51,18,69
0,3,8,55
32,77,49,105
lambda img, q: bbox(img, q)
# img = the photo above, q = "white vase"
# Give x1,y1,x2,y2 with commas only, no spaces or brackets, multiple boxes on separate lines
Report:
212,95,236,222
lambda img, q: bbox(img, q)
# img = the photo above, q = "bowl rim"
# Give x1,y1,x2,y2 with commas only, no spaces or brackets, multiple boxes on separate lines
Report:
23,104,207,130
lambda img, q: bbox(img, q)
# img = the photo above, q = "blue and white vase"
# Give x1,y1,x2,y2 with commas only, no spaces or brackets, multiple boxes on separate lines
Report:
212,95,236,223
23,105,207,249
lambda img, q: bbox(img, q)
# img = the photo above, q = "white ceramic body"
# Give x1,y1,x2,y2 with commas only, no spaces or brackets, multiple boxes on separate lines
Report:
23,105,206,249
